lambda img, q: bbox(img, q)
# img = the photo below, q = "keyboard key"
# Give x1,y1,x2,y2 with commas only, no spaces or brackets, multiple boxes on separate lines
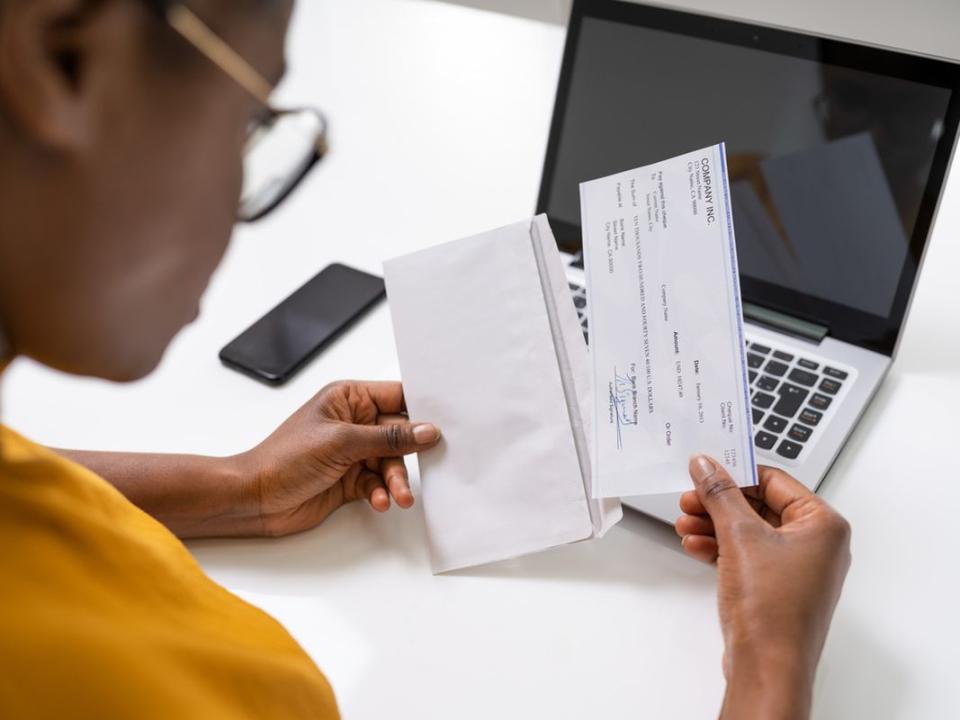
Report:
583,331,589,344
788,368,818,387
752,408,764,425
773,383,809,418
824,367,848,380
753,392,775,410
751,344,771,355
777,440,803,460
756,375,779,392
809,393,832,411
819,378,842,395
765,360,789,377
763,415,787,433
569,283,582,292
747,353,765,369
756,431,777,450
798,358,819,371
773,350,794,362
573,295,586,309
788,424,812,443
749,370,758,383
799,408,823,426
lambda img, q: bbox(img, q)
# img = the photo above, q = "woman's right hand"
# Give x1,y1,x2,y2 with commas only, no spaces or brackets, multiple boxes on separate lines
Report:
676,456,852,720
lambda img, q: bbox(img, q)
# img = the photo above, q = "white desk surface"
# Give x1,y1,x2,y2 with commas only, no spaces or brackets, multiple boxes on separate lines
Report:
4,1,959,717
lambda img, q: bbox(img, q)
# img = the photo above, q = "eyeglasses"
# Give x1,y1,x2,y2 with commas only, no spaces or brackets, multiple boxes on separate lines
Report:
149,2,328,222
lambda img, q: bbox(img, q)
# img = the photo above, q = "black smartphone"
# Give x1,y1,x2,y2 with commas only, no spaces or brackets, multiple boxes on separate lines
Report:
219,263,386,386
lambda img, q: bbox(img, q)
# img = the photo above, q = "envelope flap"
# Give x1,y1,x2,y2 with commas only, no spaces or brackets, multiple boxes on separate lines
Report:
530,215,623,535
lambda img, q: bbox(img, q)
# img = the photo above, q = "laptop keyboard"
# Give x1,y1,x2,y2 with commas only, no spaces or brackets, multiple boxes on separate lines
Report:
568,280,853,465
744,340,851,462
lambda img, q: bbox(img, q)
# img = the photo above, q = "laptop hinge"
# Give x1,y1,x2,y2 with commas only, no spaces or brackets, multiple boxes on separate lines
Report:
743,302,829,344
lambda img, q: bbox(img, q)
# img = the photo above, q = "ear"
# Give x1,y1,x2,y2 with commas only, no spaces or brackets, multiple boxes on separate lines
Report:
0,0,111,149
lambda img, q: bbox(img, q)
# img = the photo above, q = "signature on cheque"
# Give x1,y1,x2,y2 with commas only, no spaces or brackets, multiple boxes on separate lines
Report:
609,365,639,450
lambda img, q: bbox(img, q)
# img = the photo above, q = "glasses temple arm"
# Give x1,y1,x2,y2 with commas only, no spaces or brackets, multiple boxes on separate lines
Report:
164,4,275,106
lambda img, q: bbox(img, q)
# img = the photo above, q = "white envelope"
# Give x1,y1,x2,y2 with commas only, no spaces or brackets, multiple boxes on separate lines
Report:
385,216,622,573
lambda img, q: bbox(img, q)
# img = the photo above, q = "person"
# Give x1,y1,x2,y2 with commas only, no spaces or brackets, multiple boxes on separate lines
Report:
0,0,851,718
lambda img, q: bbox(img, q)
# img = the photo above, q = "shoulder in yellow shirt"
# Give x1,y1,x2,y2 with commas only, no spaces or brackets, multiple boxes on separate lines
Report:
0,426,339,720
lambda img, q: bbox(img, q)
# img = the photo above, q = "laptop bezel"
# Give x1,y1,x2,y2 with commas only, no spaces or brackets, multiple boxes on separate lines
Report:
536,0,960,357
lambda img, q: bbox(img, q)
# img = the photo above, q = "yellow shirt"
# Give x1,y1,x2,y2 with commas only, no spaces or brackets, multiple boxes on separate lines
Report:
0,426,339,719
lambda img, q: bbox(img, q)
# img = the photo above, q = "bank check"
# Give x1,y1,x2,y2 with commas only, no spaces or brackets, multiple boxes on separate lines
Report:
581,143,757,497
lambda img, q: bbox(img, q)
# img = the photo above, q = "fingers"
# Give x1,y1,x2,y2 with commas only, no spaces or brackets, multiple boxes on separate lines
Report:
681,483,783,527
382,457,414,508
357,469,390,512
358,381,408,415
688,455,757,534
376,414,416,507
755,465,816,523
345,412,422,512
675,513,715,538
679,489,706,516
681,534,719,564
335,419,441,462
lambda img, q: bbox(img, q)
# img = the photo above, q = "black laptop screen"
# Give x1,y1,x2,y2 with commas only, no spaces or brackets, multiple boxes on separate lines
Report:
538,1,960,354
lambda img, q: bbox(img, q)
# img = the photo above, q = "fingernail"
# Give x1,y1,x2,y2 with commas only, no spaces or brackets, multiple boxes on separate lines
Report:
690,454,716,482
413,423,440,444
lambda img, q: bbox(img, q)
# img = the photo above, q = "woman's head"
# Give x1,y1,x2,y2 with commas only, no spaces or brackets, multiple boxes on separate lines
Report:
0,0,294,381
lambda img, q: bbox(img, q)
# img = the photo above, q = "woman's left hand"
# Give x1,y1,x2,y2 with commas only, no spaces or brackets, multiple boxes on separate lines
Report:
230,381,441,537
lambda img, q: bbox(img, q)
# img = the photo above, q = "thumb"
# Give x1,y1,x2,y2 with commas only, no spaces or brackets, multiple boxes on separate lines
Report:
335,421,441,462
688,454,756,531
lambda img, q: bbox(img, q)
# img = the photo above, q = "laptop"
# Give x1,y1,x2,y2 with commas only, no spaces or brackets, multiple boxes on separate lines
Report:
537,0,960,522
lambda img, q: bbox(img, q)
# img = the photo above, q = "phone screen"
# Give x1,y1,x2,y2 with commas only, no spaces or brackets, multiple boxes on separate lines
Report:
220,263,385,385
